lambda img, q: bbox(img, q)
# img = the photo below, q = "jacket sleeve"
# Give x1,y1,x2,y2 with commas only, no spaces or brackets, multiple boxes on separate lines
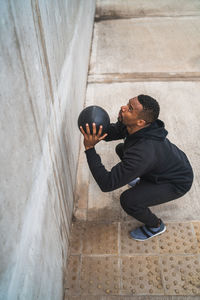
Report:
85,147,153,192
104,120,127,141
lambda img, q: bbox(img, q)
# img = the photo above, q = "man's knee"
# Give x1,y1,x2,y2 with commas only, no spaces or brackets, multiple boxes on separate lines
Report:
120,190,126,209
120,189,142,215
120,189,133,211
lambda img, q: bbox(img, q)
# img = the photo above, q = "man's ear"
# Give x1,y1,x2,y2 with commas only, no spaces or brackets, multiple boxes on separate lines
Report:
137,119,146,127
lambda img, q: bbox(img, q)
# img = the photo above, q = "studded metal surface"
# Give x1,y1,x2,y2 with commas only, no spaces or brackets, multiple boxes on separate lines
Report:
65,297,200,300
121,222,159,254
82,223,118,254
64,294,200,300
65,221,200,297
193,222,200,252
161,255,200,295
80,256,120,295
65,255,80,295
69,222,84,255
159,223,198,254
121,256,164,295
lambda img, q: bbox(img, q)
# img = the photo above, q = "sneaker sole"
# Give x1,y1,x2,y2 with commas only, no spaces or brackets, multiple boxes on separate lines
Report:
129,225,166,242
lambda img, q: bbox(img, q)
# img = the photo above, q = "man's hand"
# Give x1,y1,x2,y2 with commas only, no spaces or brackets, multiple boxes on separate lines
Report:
80,123,108,150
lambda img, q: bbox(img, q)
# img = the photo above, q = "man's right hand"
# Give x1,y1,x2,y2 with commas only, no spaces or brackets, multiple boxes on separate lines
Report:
80,123,108,151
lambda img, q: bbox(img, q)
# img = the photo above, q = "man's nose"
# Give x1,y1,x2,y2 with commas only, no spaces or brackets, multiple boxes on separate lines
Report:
121,105,127,112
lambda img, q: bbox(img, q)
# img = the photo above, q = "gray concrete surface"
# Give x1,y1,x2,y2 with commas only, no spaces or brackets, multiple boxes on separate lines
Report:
0,1,95,299
75,0,200,223
76,82,200,222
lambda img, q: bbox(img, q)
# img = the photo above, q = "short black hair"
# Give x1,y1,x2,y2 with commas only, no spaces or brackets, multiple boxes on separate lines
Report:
137,94,160,124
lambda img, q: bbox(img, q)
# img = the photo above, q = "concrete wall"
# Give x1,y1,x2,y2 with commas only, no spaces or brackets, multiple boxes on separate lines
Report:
0,0,95,299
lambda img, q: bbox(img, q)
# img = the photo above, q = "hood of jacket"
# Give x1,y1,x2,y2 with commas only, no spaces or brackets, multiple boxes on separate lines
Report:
126,119,168,142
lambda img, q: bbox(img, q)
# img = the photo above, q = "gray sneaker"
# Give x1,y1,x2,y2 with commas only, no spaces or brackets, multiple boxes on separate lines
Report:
130,220,166,241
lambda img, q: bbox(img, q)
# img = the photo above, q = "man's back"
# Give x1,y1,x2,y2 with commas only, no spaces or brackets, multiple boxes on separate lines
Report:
105,119,193,191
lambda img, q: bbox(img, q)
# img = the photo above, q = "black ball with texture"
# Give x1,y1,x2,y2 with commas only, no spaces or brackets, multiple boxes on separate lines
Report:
78,105,110,135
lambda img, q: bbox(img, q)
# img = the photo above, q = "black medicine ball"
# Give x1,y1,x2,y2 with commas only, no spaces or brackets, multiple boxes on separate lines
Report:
78,105,110,135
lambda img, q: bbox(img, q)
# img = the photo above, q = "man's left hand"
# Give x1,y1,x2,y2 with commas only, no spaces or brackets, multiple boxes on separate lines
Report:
80,123,108,150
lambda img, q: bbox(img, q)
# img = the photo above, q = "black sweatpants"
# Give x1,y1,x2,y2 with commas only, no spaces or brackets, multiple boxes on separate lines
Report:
116,143,189,227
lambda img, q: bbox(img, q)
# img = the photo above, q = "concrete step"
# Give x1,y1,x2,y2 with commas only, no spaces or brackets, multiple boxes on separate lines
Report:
96,0,200,20
89,17,200,76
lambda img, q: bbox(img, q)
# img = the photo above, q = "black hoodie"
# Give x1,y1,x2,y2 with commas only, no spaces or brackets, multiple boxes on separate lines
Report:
85,119,193,193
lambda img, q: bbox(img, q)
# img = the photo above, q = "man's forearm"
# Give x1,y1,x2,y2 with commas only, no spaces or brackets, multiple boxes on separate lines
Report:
85,148,113,192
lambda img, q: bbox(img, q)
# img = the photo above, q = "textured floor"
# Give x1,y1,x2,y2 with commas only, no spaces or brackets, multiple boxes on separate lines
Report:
64,220,200,299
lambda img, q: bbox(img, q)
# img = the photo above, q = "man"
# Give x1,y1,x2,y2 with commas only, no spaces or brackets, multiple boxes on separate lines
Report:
80,95,193,241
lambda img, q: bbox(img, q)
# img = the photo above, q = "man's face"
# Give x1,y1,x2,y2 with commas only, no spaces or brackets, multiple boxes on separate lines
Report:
118,97,144,126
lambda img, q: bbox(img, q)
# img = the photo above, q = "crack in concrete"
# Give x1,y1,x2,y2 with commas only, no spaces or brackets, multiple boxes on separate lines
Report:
88,72,200,83
95,14,200,22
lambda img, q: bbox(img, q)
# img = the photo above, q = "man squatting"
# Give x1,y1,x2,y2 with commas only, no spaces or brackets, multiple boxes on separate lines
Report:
80,95,193,241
